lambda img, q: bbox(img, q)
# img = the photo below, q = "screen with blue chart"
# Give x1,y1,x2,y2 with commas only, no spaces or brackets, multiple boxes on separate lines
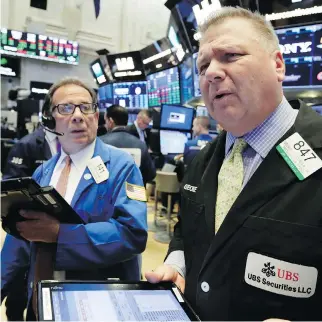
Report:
276,23,322,87
160,104,194,131
179,56,194,104
147,67,181,107
98,84,113,109
112,81,148,109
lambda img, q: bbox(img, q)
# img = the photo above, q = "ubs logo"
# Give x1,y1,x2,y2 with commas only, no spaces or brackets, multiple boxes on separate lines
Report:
262,262,276,277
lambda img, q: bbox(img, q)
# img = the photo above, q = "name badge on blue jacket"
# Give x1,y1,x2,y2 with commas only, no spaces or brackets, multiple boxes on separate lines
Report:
87,156,109,184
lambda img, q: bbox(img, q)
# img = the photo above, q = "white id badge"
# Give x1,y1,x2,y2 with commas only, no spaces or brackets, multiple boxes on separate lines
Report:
276,132,322,180
244,252,318,298
87,156,109,184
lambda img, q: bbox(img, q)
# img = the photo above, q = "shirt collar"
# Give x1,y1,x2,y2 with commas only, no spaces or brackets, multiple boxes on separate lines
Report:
225,97,298,158
59,139,96,172
134,120,142,133
45,130,57,142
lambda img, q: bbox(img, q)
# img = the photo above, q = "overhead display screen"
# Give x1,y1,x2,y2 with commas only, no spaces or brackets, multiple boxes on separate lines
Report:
107,51,145,81
141,37,178,76
113,81,148,109
179,55,194,104
0,55,20,77
90,59,109,87
147,67,180,107
0,28,79,65
276,23,322,87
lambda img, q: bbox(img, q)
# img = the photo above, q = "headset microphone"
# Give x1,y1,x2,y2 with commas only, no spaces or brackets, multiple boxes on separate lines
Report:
41,123,64,136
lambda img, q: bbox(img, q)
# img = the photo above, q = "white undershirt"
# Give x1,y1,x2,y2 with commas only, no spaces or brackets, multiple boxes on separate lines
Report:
49,139,96,204
45,130,58,156
134,120,145,142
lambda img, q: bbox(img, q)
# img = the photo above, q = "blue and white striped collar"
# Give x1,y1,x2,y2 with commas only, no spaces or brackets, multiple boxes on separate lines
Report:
225,97,298,158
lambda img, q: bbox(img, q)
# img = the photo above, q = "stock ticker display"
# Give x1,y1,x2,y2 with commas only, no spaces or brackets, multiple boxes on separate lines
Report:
179,56,194,104
147,67,181,107
276,24,322,87
113,81,148,109
0,28,79,65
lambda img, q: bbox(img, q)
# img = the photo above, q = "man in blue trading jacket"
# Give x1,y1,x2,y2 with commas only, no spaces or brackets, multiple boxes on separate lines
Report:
146,7,322,321
100,104,156,185
1,77,148,320
2,126,58,321
183,116,213,166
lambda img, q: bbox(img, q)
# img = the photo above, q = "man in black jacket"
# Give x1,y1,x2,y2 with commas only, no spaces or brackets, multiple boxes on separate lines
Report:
2,126,57,321
100,105,156,185
126,109,152,145
146,7,322,321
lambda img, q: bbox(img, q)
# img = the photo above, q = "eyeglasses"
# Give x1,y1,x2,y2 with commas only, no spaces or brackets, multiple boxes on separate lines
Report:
53,103,98,115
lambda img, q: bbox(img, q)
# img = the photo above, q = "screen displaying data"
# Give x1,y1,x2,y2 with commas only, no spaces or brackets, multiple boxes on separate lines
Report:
160,130,191,155
45,284,190,321
113,81,148,109
179,56,194,104
0,28,79,65
160,104,194,131
276,24,322,87
147,67,180,107
98,84,114,109
192,53,201,97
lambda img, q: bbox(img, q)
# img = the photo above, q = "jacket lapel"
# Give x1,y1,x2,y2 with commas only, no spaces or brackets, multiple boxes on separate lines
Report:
196,132,226,238
71,139,110,207
40,153,60,186
200,104,322,273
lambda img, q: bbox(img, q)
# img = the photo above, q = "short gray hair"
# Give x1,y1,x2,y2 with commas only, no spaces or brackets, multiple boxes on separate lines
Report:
47,77,97,112
198,7,280,52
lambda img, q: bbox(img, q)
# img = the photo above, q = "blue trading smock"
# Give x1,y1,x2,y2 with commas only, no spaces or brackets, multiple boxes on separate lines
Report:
183,134,213,166
1,138,148,304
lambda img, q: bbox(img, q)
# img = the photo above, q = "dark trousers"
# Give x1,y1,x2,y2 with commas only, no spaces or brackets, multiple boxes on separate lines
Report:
5,271,28,321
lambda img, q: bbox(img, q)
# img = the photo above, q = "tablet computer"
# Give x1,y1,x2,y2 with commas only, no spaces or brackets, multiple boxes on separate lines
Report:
1,177,84,240
37,280,200,321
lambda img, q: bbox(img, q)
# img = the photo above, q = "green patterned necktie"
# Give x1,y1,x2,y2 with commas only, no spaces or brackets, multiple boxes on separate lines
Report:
215,138,247,233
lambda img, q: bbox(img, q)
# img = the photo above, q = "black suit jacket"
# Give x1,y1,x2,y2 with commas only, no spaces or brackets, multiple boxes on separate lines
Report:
168,103,322,321
126,123,150,145
100,127,156,184
3,127,52,179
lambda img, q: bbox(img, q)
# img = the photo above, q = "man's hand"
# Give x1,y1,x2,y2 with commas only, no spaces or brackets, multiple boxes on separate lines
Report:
16,210,60,243
145,264,186,292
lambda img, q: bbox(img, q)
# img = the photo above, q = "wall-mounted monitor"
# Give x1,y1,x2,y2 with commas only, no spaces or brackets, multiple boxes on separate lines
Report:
98,84,114,109
160,130,191,154
276,23,322,88
192,52,201,97
1,55,20,77
147,67,180,107
141,37,178,76
30,81,53,99
0,28,79,65
90,59,109,87
112,81,148,109
107,51,145,81
160,104,194,131
179,55,194,104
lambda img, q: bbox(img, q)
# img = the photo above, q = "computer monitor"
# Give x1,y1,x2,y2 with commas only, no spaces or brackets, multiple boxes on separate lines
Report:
275,23,322,88
90,59,109,86
98,84,113,109
160,130,191,155
112,81,148,109
147,67,180,107
179,55,194,104
160,104,194,131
